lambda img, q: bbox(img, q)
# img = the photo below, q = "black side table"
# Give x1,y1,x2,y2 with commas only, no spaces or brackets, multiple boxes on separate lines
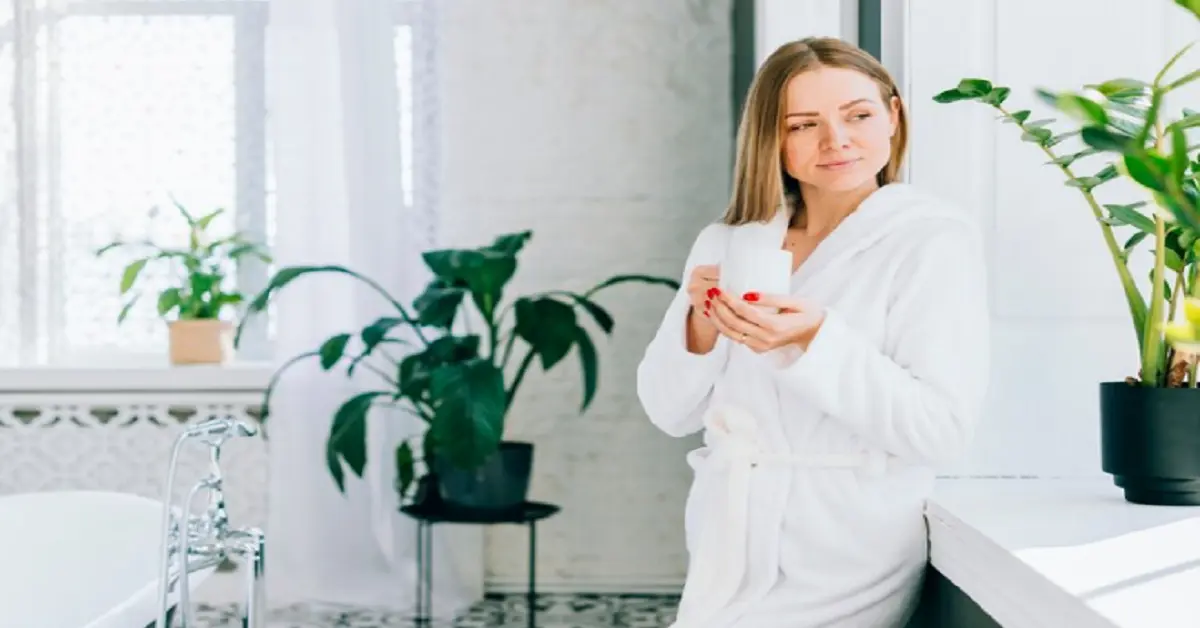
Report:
401,500,561,628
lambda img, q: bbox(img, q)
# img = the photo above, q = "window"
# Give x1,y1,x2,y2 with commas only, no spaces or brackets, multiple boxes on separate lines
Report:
0,0,433,366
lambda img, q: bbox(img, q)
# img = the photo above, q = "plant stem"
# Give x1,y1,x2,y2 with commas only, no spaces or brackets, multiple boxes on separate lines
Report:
506,349,537,411
1142,213,1167,386
999,106,1149,353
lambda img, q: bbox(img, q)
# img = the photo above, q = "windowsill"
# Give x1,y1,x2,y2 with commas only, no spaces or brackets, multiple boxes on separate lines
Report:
0,362,275,393
927,477,1200,628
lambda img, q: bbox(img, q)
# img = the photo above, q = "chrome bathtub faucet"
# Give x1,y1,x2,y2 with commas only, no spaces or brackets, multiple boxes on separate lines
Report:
153,417,266,628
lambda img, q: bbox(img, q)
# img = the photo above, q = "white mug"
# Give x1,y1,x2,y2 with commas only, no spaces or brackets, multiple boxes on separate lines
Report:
719,247,792,300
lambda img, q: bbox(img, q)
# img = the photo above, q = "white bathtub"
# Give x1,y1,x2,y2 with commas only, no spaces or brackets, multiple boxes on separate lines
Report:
0,490,216,628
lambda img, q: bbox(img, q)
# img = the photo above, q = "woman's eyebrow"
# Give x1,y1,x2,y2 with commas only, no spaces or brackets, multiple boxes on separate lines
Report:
786,98,875,117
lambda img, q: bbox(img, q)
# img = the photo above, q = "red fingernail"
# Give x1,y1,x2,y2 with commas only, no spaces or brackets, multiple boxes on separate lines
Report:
712,288,722,297
743,292,760,302
706,287,717,298
703,310,710,317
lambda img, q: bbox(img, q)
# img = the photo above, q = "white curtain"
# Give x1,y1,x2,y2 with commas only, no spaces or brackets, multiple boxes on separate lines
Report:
263,0,482,616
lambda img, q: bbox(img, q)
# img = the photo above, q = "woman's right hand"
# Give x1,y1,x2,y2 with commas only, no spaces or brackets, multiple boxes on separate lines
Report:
684,265,721,354
687,264,721,318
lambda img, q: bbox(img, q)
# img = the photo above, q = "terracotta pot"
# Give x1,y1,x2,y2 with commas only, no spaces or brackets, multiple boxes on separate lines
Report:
168,319,234,365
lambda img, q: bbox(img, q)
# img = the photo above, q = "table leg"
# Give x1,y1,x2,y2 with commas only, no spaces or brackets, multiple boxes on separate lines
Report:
528,520,537,628
414,521,433,626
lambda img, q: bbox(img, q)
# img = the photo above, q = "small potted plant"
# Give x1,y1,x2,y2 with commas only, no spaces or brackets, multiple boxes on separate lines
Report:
97,199,272,365
238,230,678,512
933,0,1200,505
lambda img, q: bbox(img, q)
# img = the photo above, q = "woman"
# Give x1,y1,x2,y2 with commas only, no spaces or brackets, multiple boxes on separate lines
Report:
636,37,990,627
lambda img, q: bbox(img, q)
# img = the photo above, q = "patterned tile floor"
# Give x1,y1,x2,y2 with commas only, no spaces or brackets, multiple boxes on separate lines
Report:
194,594,680,627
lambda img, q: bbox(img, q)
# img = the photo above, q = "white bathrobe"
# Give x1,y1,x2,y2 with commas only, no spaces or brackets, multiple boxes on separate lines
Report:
637,182,991,628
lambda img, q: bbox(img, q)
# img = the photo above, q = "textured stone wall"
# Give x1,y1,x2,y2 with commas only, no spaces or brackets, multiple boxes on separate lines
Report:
438,0,734,591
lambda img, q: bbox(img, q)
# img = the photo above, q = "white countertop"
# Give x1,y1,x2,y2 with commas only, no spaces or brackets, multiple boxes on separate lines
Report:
927,477,1200,628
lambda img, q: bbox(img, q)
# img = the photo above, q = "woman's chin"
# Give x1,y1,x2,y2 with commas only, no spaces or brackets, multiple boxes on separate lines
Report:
808,167,874,192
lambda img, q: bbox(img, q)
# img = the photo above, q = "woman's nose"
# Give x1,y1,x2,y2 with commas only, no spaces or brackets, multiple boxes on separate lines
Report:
821,122,851,148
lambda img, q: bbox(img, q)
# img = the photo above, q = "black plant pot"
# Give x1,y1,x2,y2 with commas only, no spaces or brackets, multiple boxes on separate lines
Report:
1100,381,1200,506
431,441,533,513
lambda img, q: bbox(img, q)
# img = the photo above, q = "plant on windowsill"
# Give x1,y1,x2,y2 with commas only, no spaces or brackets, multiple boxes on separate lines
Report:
933,0,1200,506
96,199,273,366
236,230,678,513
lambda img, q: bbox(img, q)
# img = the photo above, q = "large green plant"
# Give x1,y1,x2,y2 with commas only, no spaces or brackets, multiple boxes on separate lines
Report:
96,200,272,324
237,230,679,497
933,0,1200,388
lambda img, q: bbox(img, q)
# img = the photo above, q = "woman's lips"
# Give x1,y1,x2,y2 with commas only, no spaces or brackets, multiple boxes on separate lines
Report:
818,158,861,170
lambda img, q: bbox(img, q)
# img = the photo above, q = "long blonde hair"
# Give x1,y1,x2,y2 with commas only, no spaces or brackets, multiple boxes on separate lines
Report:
722,37,908,226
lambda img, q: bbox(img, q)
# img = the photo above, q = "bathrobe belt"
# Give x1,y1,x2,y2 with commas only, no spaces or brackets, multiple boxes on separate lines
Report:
672,405,881,627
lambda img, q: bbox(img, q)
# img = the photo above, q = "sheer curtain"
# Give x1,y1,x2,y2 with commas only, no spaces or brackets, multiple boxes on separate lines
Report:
264,0,482,615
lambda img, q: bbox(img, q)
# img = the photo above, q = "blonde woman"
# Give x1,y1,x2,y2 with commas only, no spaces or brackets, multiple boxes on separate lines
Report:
636,37,991,627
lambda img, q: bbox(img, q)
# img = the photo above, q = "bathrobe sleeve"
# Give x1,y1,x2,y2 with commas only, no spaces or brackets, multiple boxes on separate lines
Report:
772,219,991,466
636,223,731,437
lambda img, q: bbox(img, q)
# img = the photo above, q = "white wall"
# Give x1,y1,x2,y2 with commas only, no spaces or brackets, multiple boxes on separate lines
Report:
902,0,1200,478
438,0,733,592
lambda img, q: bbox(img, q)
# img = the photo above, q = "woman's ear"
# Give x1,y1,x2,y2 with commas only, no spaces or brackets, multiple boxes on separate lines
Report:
888,95,901,137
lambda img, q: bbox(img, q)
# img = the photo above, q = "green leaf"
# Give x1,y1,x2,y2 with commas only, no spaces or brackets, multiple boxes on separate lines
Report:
421,248,517,320
327,391,387,493
573,325,599,411
1124,153,1169,191
1171,125,1190,179
117,297,139,323
427,358,506,469
1105,202,1155,233
514,297,577,370
1167,68,1200,92
583,273,680,298
120,258,149,294
981,87,1010,106
361,317,404,349
1167,113,1200,134
319,333,351,370
1092,78,1151,99
484,231,533,256
413,282,465,328
932,88,974,103
560,292,614,334
1021,128,1054,144
236,264,411,348
395,441,416,500
397,335,482,400
1167,248,1186,272
1176,0,1200,20
157,287,181,316
1047,147,1101,167
1058,94,1109,126
1004,110,1032,124
195,208,224,231
1124,230,1149,254
1081,127,1131,152
956,79,993,97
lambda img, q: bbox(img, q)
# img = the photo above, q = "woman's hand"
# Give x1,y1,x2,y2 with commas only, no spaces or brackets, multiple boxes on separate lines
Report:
708,291,826,353
686,264,720,317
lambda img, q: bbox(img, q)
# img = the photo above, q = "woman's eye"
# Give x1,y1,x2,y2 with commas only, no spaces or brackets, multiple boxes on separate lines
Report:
851,113,873,121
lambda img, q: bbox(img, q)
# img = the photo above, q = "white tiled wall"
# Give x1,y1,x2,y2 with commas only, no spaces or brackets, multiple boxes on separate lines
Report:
437,0,734,592
904,0,1200,479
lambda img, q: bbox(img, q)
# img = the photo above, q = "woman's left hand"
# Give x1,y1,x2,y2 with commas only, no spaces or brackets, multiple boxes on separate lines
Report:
706,290,826,353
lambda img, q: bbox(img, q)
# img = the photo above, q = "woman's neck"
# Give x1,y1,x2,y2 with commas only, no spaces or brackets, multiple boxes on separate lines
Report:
795,180,881,235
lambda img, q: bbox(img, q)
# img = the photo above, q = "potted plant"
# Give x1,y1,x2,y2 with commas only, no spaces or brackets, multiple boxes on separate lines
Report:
97,199,273,365
237,230,678,512
933,0,1200,505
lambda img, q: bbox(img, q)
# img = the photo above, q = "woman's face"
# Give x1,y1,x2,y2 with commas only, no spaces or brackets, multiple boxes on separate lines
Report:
781,66,899,193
